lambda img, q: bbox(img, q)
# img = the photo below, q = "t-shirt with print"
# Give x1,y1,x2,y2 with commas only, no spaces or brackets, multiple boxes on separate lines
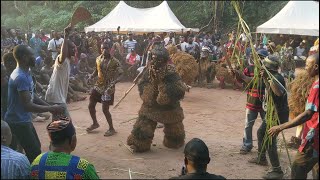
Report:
45,55,70,104
30,152,99,179
299,79,319,156
126,53,140,65
5,67,34,123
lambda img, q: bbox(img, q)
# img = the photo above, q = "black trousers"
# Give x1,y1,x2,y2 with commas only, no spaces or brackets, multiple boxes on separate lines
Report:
8,122,41,163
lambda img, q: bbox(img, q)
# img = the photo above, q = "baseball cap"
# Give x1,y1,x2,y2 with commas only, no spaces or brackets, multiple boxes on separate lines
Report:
257,49,269,58
128,31,133,35
263,55,280,71
184,138,210,164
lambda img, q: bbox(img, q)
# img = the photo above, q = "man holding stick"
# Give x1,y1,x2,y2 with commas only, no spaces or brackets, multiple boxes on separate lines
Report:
86,42,123,136
269,53,319,179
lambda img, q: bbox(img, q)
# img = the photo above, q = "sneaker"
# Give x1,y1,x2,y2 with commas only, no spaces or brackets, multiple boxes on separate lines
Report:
262,169,284,179
240,147,251,154
248,157,268,166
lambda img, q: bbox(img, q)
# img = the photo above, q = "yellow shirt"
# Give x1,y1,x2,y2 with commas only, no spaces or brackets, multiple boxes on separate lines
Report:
94,55,123,94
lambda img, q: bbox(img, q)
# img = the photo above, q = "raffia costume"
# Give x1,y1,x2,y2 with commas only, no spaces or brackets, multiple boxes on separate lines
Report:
127,46,186,152
166,45,198,85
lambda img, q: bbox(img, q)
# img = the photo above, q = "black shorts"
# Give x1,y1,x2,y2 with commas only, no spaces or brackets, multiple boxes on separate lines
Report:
90,88,115,105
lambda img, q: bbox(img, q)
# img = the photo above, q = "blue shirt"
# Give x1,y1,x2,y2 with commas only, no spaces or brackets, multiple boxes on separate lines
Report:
1,145,30,179
5,67,34,123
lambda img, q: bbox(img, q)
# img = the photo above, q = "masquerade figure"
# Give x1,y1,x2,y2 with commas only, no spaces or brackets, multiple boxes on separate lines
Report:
127,45,186,152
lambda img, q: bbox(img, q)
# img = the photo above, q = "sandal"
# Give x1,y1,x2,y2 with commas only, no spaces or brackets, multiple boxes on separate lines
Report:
104,129,117,137
86,124,100,132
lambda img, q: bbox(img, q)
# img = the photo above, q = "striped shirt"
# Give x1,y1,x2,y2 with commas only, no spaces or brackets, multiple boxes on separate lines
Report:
123,39,137,54
243,65,265,111
1,145,30,179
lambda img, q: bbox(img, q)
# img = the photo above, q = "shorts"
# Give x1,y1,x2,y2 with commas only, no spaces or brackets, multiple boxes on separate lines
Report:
90,88,115,105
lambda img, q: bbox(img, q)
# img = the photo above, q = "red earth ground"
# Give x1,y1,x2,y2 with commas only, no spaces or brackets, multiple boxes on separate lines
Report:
34,70,310,179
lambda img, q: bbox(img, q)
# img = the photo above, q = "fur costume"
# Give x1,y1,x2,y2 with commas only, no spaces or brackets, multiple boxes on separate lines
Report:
167,45,198,85
215,63,242,89
127,60,186,152
197,56,216,88
288,71,316,119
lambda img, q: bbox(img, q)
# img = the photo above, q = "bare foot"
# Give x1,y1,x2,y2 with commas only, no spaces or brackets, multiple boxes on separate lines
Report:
86,124,100,132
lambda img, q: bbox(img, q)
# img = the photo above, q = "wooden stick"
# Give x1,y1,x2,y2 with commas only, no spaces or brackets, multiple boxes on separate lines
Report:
111,168,156,178
121,141,134,154
120,117,138,124
120,158,144,161
129,168,132,179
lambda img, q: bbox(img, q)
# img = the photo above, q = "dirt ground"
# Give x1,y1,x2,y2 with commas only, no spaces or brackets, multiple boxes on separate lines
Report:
34,79,301,179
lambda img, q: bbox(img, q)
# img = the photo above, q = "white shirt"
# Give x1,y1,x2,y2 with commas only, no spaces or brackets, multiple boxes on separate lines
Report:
240,33,248,42
48,38,64,61
295,46,305,56
164,37,176,46
45,55,70,104
180,42,189,52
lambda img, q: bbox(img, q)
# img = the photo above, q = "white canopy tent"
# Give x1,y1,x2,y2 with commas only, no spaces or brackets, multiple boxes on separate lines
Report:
85,1,198,33
256,1,319,36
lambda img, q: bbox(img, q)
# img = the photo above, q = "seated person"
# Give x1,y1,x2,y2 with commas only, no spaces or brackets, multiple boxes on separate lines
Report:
125,49,140,79
30,117,99,179
40,56,53,85
170,138,226,179
1,120,30,179
294,42,307,59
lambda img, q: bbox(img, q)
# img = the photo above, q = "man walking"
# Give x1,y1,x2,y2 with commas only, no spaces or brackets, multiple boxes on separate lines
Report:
86,42,123,136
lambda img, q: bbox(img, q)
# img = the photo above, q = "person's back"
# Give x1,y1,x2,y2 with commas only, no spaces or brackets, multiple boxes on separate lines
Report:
30,151,98,179
170,138,226,180
1,120,30,179
45,55,70,104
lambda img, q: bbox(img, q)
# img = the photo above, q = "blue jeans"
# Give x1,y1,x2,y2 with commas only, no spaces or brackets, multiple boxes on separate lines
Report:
242,108,266,150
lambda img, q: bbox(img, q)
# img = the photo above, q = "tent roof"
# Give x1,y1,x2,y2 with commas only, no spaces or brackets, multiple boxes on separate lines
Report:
85,1,198,33
256,1,319,36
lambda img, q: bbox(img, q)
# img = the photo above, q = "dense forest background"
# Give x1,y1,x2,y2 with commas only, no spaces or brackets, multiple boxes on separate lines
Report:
1,1,288,34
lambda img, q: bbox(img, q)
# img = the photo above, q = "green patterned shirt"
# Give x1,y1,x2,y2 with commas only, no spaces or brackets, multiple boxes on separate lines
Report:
30,152,99,179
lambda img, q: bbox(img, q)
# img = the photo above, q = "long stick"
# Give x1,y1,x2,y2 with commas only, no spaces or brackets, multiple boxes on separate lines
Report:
113,67,147,109
111,168,156,178
129,168,132,179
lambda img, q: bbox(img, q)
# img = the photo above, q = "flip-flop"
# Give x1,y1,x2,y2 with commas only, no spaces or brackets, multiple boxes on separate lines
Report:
86,124,100,132
104,130,117,137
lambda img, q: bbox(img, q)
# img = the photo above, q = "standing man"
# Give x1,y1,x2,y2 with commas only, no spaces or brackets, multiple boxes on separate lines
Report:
48,31,64,62
123,31,138,54
164,32,175,47
4,45,64,163
29,31,45,57
269,53,319,179
45,25,74,120
86,42,123,136
248,55,289,179
235,50,267,154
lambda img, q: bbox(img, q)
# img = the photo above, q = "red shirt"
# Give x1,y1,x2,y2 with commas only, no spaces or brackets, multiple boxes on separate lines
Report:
299,79,319,156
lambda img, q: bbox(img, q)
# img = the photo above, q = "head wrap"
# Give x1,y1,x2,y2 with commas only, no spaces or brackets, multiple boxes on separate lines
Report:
47,117,76,144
